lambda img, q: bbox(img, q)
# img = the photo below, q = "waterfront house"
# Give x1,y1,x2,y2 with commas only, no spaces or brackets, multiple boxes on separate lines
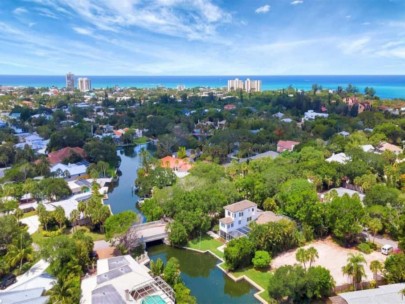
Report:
219,200,258,241
81,255,174,304
277,140,300,153
51,162,87,179
160,155,193,178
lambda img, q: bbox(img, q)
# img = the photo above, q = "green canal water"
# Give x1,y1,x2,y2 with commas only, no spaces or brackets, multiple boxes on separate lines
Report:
147,244,260,304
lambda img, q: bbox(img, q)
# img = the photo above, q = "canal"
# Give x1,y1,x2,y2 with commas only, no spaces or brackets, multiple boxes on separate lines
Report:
106,144,147,220
106,144,260,304
148,244,259,304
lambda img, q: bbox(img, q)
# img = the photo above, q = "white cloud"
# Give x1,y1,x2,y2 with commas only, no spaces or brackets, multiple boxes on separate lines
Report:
73,27,93,36
31,0,231,41
291,0,304,5
339,37,370,55
36,7,58,19
255,4,270,14
13,7,28,14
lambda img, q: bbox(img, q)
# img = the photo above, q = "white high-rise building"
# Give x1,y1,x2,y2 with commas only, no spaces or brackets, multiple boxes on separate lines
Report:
227,78,262,92
227,78,244,91
78,77,91,92
245,78,262,93
66,72,74,90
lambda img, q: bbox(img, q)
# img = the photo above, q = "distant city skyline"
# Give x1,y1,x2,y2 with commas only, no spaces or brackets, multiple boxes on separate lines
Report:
1,0,405,75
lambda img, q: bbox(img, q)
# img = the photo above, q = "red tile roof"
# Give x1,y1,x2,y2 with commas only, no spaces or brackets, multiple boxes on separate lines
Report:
277,140,300,152
48,147,86,165
160,156,193,172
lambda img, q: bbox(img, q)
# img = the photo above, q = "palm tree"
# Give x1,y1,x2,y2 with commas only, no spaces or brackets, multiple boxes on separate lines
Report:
296,248,308,270
70,209,81,232
14,208,24,221
6,244,33,272
48,275,79,304
342,253,367,290
369,260,383,283
307,247,319,268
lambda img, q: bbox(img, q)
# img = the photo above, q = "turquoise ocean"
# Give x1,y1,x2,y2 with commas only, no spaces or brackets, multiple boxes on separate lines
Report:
0,75,404,99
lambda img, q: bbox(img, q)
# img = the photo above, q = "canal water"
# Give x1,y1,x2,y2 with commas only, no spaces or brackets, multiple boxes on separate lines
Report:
106,144,146,220
107,144,260,304
148,244,259,304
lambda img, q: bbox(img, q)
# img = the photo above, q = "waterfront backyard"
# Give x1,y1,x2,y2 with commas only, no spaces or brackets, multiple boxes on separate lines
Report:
186,235,272,303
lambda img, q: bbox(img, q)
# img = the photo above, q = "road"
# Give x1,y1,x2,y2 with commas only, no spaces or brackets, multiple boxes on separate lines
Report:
364,232,399,249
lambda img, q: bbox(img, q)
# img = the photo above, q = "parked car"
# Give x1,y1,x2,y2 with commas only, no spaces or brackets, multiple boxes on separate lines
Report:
0,274,17,290
381,244,394,255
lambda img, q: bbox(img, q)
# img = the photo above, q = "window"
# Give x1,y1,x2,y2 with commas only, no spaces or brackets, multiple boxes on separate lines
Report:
220,223,225,227
239,212,244,217
252,208,254,212
247,216,252,222
238,220,241,225
227,224,230,229
232,213,235,218
227,211,230,216
231,223,234,228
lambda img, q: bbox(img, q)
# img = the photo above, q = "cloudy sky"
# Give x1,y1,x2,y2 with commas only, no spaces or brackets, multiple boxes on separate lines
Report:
1,0,405,75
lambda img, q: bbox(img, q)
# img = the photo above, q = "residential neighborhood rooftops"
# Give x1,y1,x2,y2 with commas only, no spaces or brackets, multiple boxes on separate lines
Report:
48,147,86,164
224,200,256,213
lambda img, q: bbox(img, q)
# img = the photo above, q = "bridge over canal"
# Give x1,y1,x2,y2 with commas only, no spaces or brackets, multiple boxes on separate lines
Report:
127,220,169,245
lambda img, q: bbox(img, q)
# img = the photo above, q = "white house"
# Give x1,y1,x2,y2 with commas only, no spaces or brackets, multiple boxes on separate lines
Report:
51,163,87,178
219,200,258,240
303,110,329,120
361,144,375,153
326,153,351,164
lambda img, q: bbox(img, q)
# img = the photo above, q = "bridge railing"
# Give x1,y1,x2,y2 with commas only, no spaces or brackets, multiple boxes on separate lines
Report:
132,220,165,229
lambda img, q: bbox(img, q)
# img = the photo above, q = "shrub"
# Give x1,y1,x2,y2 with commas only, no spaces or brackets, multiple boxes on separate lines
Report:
224,237,255,271
357,242,372,254
252,250,271,269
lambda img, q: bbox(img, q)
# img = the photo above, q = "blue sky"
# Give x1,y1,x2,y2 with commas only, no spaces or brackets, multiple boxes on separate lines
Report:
0,0,405,75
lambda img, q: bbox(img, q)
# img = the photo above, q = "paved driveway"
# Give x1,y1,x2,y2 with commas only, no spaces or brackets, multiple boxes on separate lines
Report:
20,215,40,235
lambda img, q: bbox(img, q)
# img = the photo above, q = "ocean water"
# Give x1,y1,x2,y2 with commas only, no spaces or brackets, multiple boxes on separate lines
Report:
0,75,404,99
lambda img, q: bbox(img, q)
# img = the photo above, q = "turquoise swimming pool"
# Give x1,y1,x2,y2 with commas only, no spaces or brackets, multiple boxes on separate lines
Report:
141,295,166,304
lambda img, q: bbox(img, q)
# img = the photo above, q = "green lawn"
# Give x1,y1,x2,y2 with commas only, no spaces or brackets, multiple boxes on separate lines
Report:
22,210,37,218
75,227,106,241
187,235,224,258
134,136,149,144
231,266,272,302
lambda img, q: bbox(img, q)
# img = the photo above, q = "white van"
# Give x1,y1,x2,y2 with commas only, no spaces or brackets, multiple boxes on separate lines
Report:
381,244,393,255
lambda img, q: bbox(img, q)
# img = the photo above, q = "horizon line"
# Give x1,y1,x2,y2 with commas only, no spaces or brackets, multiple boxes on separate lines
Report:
1,74,405,77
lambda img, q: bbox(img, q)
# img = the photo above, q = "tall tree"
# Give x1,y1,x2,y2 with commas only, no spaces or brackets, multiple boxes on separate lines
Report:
342,253,367,290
